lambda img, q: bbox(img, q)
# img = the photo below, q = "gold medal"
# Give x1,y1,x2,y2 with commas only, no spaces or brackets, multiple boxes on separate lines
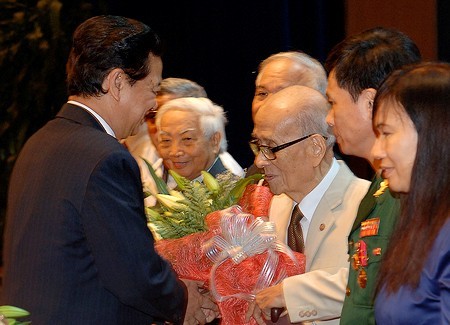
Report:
352,253,359,270
358,268,367,288
351,241,360,270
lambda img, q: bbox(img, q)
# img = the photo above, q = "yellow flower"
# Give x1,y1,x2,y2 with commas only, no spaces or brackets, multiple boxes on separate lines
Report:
169,190,186,200
155,194,188,210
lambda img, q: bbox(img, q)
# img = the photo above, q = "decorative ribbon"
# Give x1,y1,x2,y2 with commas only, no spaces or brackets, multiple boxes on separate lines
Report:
202,205,299,302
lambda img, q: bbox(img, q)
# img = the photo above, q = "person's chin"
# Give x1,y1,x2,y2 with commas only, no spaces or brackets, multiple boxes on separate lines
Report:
334,138,345,151
384,173,406,194
129,122,145,136
337,142,354,156
386,180,401,193
265,179,281,195
171,167,192,180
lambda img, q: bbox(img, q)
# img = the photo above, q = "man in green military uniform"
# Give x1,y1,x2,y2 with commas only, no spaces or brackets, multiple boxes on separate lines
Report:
343,177,399,324
324,27,421,324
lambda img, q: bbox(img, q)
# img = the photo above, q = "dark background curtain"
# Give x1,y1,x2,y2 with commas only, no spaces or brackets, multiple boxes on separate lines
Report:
107,0,346,169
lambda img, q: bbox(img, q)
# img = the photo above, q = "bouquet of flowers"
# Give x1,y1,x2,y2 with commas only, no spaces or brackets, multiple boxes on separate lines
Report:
143,161,305,324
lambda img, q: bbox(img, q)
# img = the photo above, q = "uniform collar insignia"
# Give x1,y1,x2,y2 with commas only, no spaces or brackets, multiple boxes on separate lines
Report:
373,179,389,198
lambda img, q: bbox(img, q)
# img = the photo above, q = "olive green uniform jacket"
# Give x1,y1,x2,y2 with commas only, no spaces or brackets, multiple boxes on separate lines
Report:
339,175,400,325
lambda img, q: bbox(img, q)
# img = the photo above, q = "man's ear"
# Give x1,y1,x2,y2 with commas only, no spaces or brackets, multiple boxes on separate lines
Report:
363,88,377,117
211,132,221,154
102,68,124,101
309,134,327,167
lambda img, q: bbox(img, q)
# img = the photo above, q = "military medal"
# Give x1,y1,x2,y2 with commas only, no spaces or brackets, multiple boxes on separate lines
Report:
373,247,382,256
351,241,360,270
360,218,380,237
355,217,380,289
358,268,367,288
353,240,369,288
352,252,359,270
358,240,368,267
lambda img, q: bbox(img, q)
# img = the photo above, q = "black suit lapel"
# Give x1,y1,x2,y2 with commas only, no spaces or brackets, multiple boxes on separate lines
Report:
208,157,226,177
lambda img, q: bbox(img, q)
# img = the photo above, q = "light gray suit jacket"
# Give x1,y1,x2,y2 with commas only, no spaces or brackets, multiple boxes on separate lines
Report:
268,160,370,324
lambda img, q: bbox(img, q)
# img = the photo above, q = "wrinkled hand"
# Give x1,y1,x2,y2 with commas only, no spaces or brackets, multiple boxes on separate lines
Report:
250,283,288,323
182,279,219,325
245,301,266,325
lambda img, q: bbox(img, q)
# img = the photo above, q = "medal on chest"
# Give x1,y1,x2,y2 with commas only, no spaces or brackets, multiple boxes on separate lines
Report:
351,240,368,288
349,217,383,289
360,217,380,237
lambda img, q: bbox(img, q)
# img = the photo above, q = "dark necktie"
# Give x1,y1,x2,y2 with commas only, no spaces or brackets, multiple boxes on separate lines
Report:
287,205,305,253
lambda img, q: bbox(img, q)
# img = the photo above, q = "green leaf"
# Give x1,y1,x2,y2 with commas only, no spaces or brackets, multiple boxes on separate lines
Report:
168,170,190,190
229,173,264,202
142,157,169,195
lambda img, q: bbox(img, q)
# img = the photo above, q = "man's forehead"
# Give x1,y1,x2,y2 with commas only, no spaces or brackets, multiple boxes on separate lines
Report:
253,121,294,145
251,127,274,142
258,70,294,89
253,112,287,137
258,91,292,114
160,127,197,136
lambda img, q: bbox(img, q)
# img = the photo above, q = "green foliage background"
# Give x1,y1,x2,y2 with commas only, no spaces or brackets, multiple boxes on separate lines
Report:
0,0,110,264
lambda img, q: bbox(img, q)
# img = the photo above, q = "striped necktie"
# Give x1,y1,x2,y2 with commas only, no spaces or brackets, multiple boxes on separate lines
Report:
287,205,305,253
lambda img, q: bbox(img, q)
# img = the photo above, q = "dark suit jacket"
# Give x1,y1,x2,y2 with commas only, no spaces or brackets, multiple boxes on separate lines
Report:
1,103,187,324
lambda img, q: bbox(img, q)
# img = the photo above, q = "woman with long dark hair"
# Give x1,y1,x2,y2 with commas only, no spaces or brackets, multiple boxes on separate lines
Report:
372,61,450,324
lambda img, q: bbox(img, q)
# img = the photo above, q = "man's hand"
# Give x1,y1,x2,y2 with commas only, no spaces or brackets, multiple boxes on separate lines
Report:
245,301,267,325
255,283,288,323
182,279,219,325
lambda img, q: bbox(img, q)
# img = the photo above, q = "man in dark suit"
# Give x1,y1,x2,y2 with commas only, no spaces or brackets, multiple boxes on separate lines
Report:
1,15,217,324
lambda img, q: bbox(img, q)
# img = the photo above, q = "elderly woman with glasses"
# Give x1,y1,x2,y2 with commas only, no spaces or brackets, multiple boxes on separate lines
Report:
246,85,369,325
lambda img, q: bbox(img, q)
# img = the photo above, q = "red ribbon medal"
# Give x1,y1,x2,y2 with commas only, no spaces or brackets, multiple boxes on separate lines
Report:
360,217,380,237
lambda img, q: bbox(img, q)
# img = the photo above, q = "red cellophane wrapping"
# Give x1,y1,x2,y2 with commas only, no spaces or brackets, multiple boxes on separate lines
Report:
155,184,306,324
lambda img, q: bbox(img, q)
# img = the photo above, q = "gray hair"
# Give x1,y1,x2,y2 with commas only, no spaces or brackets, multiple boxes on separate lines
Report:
258,51,327,96
155,97,228,152
158,77,207,98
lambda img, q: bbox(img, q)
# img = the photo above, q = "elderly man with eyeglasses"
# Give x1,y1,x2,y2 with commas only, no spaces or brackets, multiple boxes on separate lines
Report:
246,85,369,325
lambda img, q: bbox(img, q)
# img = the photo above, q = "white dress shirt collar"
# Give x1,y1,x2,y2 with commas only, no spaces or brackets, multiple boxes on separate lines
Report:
295,157,340,239
67,100,116,138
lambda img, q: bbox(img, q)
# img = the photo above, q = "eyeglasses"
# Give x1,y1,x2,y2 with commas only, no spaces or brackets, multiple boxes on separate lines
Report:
249,134,327,160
